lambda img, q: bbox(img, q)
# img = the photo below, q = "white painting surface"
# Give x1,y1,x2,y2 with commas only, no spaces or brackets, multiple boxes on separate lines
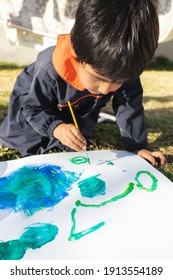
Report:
0,150,172,260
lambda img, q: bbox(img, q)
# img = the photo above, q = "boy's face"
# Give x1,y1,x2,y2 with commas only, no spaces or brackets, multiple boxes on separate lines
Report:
77,62,122,95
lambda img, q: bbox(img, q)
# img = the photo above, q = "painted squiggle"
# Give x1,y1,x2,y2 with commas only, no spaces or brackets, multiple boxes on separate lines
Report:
69,171,158,241
135,171,158,191
70,156,89,164
77,174,106,198
76,183,135,208
68,208,106,241
98,160,115,166
0,164,79,216
69,183,134,241
0,223,58,260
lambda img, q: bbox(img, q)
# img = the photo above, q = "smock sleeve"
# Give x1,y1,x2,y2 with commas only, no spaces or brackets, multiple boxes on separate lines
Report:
112,78,148,152
21,71,64,137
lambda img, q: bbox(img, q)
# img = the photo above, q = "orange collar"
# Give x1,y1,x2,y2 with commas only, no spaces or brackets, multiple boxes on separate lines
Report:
52,34,85,91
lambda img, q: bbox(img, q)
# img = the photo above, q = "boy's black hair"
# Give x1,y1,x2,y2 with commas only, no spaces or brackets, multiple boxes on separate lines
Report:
71,0,159,83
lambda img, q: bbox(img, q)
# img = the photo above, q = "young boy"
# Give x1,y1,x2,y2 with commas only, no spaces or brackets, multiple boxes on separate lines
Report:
0,0,166,165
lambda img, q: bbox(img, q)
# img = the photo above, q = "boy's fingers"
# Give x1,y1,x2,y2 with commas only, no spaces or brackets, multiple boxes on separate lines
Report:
137,150,156,164
66,134,86,152
64,126,86,152
66,136,86,152
143,153,156,165
70,126,87,145
151,152,167,165
54,123,87,151
137,150,167,166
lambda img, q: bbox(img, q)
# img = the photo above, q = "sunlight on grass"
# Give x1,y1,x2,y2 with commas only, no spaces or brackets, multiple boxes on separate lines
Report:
148,132,163,143
0,69,21,105
141,71,173,96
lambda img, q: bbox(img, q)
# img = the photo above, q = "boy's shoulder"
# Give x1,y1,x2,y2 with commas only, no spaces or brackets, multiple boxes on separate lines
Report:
35,46,55,73
52,34,85,91
35,34,71,74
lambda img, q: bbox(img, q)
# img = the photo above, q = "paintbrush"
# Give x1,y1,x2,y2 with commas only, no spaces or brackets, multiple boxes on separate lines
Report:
68,101,90,164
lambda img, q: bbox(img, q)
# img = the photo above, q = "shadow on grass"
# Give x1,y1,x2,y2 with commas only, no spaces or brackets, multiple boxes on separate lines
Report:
145,108,173,135
0,147,22,162
143,96,173,103
0,105,8,123
0,62,24,70
91,122,125,151
147,56,173,71
157,159,173,182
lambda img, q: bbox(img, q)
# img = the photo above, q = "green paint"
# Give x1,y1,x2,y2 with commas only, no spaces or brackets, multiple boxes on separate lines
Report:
70,156,89,165
106,161,114,165
0,240,25,260
68,183,134,241
68,208,106,241
77,174,106,198
98,159,116,166
20,223,58,249
135,171,158,192
0,223,58,260
68,170,158,241
75,183,135,208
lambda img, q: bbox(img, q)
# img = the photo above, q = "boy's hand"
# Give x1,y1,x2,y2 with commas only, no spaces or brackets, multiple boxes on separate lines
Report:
53,123,87,152
136,149,167,166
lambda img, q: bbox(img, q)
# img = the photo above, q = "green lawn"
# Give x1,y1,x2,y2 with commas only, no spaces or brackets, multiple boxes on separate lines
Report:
0,58,173,181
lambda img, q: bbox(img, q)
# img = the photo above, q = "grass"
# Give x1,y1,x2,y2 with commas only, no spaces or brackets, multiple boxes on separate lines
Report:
0,57,172,181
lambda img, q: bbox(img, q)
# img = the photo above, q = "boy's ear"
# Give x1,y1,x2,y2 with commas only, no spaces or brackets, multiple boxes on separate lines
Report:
70,43,77,58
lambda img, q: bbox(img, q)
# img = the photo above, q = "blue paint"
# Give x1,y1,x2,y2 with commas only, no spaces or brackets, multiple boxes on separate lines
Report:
0,164,79,216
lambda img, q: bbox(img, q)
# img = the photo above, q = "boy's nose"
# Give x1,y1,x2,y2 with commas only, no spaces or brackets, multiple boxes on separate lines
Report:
98,82,118,95
98,82,113,95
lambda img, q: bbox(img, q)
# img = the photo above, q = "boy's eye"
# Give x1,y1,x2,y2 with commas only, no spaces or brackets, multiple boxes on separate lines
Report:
94,77,108,83
94,76,115,84
95,77,101,81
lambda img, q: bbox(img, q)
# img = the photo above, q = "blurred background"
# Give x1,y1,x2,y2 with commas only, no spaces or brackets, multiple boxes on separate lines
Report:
0,0,173,65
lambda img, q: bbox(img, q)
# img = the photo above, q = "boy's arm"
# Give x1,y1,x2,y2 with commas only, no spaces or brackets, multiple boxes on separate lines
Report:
112,78,147,151
21,82,63,137
21,74,86,151
112,78,166,165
